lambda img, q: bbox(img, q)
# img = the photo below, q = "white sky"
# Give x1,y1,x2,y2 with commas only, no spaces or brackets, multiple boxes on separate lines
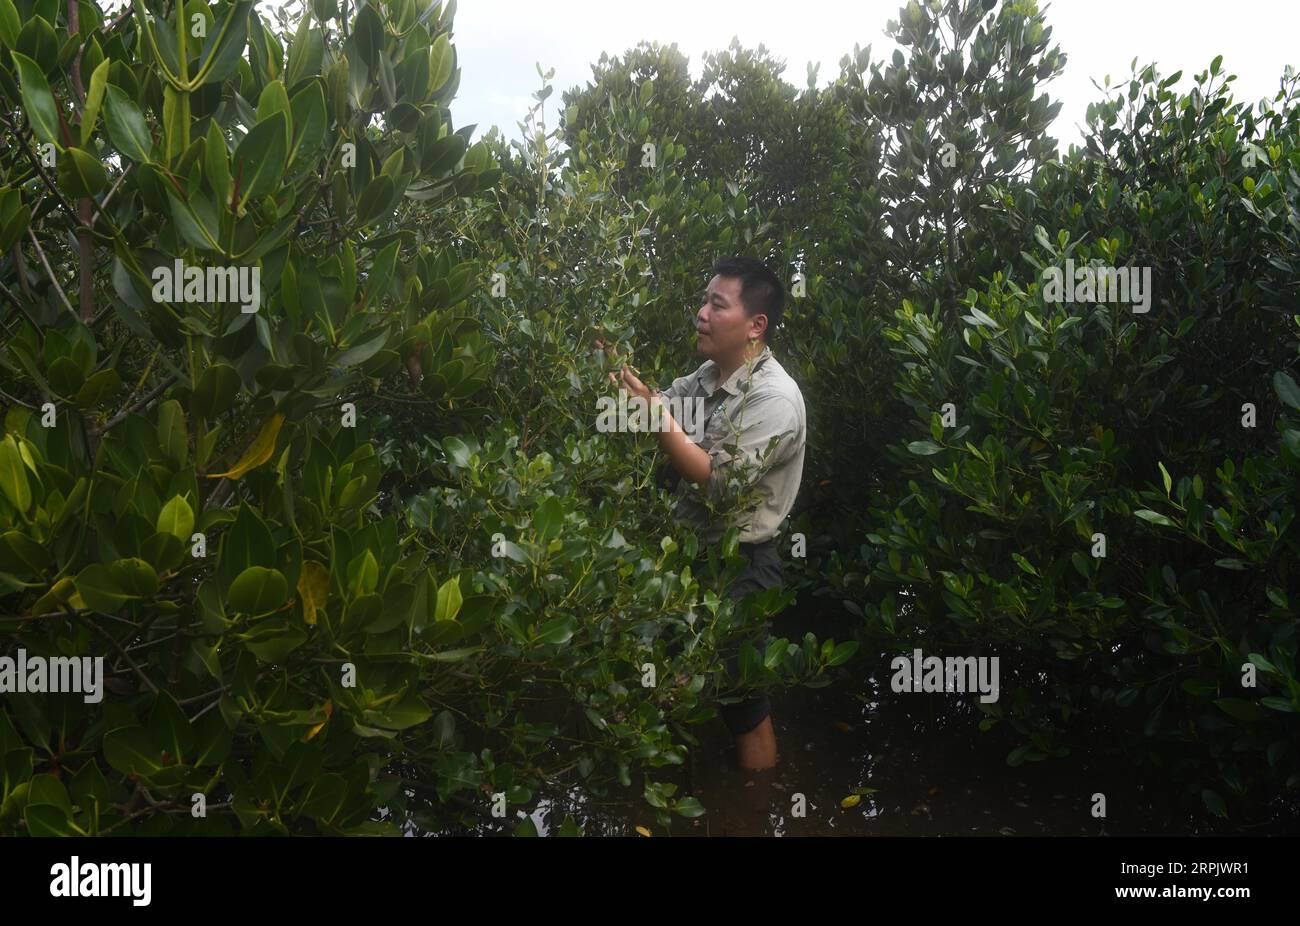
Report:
447,0,1300,154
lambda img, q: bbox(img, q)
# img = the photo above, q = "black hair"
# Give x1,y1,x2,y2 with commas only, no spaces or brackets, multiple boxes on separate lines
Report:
710,256,785,343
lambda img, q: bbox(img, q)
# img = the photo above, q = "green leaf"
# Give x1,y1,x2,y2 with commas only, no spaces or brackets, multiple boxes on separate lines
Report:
59,145,107,197
1134,509,1175,527
81,58,110,146
1201,788,1228,818
1213,698,1260,723
167,190,222,252
103,84,154,162
221,504,276,581
434,574,462,622
1011,552,1039,577
907,440,943,455
288,80,327,163
195,0,252,86
535,614,577,645
1274,371,1300,411
825,640,859,667
356,175,395,224
157,494,196,541
103,725,163,777
157,399,188,466
47,356,85,396
1157,461,1171,496
149,692,195,764
191,363,241,418
442,436,471,467
674,797,706,818
428,33,452,93
0,436,32,514
534,496,563,542
74,563,127,611
233,110,288,208
25,803,76,836
11,52,59,146
346,549,379,598
0,0,19,48
228,565,288,614
334,330,388,369
256,79,292,129
72,368,122,408
110,557,159,597
204,120,232,209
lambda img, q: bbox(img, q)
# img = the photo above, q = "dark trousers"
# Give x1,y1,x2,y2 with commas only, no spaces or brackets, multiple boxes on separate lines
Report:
717,540,783,736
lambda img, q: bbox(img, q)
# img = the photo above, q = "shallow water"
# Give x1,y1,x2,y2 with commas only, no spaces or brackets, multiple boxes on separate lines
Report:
410,607,1299,837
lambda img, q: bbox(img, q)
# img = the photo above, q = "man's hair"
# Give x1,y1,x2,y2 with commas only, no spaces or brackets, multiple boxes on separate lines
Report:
710,256,785,343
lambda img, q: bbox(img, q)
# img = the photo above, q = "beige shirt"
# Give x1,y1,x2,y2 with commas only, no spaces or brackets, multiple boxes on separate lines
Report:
657,346,806,543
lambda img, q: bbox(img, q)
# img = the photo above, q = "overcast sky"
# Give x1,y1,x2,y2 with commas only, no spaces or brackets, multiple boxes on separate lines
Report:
445,0,1299,154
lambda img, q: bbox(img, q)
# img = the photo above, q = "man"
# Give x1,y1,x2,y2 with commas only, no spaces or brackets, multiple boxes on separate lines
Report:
606,256,806,771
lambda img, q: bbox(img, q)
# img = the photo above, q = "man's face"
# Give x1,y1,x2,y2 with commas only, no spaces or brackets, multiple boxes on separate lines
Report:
694,274,764,360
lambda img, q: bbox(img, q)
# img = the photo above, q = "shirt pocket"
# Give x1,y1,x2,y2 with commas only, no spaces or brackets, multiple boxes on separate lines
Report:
701,398,733,448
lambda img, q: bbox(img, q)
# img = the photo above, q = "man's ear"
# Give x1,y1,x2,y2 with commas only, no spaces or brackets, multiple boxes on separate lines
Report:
749,313,768,340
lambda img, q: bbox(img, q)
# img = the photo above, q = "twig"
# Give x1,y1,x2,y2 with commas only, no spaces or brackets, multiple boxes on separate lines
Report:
0,276,42,331
25,226,76,317
91,164,135,226
89,619,160,695
91,374,177,435
0,113,81,225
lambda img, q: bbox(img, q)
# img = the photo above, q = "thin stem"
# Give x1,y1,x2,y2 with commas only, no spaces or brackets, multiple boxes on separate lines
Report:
25,227,76,317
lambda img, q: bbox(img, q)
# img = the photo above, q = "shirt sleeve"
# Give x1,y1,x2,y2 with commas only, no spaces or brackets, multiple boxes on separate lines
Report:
657,371,695,405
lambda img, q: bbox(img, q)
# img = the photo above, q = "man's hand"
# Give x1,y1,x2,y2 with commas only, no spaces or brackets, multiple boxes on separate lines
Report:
615,364,651,401
594,335,650,399
595,334,711,486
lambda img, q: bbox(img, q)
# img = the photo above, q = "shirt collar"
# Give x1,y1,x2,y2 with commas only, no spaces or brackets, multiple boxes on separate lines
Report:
700,346,773,397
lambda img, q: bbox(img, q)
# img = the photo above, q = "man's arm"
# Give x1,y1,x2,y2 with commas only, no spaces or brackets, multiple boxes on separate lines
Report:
650,396,712,486
644,384,795,489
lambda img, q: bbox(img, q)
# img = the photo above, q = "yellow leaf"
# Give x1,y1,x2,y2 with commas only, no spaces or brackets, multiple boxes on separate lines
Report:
299,700,333,743
840,794,861,809
30,576,79,615
206,413,285,480
297,560,328,626
635,826,652,837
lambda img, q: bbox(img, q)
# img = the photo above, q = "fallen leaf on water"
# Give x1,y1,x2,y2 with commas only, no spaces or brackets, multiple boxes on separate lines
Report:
928,786,940,797
834,721,853,732
635,825,652,837
840,794,861,809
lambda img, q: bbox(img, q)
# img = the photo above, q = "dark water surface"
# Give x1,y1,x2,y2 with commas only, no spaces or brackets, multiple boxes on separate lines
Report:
408,606,1299,837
